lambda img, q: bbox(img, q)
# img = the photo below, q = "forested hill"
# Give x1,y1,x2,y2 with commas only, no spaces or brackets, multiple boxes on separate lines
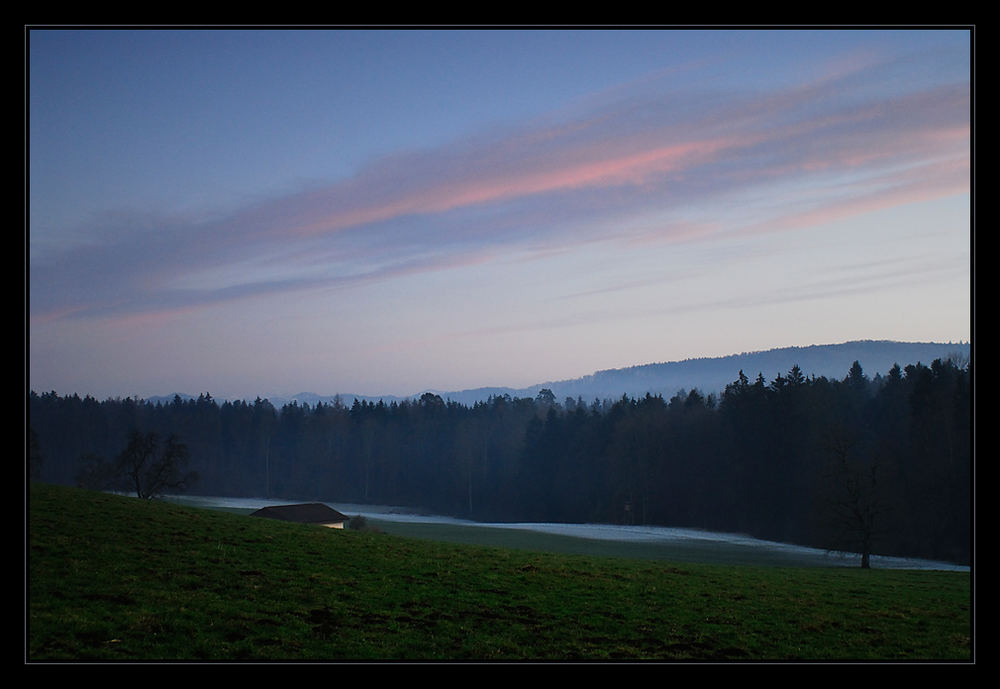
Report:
30,339,971,568
432,340,969,407
30,352,971,565
186,340,968,409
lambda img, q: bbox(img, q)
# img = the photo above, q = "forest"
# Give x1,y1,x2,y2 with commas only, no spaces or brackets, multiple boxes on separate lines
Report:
28,358,971,565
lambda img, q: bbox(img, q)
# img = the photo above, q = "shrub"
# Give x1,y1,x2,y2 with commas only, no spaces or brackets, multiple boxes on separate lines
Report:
347,515,381,533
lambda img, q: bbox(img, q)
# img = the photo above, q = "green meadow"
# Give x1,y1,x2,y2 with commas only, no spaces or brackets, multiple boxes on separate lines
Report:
27,483,971,662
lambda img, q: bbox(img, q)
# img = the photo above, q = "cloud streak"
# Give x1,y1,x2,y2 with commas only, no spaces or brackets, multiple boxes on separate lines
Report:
30,50,970,327
453,251,969,343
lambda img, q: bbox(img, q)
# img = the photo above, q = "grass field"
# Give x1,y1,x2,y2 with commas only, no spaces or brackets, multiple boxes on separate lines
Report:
361,519,938,569
27,483,972,662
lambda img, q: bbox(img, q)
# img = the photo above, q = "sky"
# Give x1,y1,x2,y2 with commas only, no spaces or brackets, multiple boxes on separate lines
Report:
27,28,972,401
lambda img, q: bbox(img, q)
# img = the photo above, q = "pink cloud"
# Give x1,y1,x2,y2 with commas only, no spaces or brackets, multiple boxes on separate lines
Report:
287,136,747,239
270,78,968,245
30,56,970,328
733,155,969,238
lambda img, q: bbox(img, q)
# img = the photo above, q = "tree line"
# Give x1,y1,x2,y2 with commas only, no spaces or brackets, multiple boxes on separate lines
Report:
28,358,971,565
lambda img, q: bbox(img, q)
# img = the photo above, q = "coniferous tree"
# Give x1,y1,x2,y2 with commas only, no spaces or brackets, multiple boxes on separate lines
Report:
29,355,971,564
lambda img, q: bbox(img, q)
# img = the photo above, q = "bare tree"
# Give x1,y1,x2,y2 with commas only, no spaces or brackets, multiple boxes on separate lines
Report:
77,431,198,499
820,430,887,568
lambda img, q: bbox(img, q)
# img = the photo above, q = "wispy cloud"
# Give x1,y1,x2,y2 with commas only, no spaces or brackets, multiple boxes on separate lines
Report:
29,50,970,326
453,251,969,343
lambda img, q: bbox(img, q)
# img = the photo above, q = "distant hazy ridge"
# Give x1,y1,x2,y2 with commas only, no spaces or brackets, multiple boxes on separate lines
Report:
235,339,968,408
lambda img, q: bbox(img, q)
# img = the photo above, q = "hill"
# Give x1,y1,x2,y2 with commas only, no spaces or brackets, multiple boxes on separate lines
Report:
244,340,969,408
430,339,970,406
27,483,972,661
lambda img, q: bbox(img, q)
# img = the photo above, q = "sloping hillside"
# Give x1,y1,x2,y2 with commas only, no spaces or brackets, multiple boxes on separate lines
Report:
438,340,970,404
27,483,972,661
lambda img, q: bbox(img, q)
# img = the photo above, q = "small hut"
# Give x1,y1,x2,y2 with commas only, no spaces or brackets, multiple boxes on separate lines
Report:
249,503,350,529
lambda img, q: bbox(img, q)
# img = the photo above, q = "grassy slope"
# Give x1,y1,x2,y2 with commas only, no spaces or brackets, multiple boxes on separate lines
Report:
27,483,972,662
364,520,870,567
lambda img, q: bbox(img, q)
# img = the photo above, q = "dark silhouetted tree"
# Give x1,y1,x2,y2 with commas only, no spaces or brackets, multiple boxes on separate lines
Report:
77,431,198,499
819,429,886,568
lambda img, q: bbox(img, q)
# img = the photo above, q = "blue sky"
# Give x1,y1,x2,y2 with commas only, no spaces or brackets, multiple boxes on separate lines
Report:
28,28,972,400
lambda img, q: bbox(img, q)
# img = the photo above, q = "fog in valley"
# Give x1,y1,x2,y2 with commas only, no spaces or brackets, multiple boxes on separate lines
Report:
31,343,972,570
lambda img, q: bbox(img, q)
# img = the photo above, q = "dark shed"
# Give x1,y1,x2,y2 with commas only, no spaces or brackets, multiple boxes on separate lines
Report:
250,503,350,528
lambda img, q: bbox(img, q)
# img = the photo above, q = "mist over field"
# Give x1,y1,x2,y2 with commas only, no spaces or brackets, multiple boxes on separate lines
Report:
31,341,972,569
171,494,969,572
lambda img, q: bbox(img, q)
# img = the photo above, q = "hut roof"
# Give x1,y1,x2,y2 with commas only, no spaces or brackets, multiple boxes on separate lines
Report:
249,503,350,524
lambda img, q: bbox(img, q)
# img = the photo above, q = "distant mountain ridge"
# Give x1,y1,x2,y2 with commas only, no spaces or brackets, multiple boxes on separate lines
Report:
143,340,969,408
431,340,969,406
254,339,968,409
